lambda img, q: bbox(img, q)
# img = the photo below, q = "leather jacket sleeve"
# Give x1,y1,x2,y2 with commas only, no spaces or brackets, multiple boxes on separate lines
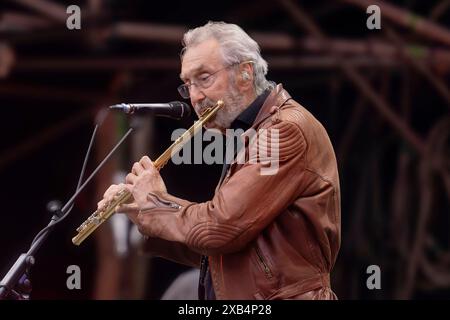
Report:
137,120,307,256
140,236,201,268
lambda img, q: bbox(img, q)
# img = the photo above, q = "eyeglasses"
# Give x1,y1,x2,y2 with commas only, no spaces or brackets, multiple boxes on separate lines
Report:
177,60,254,99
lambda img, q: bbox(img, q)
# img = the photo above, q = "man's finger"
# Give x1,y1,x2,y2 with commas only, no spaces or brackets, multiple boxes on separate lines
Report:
116,202,139,214
132,162,144,175
125,172,137,184
103,183,126,199
97,200,105,209
140,156,154,170
103,184,117,198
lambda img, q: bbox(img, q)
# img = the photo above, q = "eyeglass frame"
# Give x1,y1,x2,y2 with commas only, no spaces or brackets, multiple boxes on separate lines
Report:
177,60,254,99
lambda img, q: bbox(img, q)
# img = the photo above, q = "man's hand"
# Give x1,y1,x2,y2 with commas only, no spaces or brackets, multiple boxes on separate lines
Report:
97,182,140,224
97,155,167,225
122,155,167,220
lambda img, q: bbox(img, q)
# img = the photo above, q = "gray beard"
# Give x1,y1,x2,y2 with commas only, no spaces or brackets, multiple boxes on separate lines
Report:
195,84,246,131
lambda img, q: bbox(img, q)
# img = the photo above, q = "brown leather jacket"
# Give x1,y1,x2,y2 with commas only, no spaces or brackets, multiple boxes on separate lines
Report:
140,84,341,300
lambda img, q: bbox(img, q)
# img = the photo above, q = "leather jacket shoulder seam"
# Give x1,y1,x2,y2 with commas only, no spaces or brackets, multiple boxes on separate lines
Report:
304,168,339,223
304,168,333,187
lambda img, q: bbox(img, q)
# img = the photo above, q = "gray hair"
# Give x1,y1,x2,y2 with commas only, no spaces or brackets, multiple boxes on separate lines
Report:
181,21,274,95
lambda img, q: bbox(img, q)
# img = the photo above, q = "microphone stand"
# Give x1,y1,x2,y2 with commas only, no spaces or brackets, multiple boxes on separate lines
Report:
0,202,63,300
0,127,134,300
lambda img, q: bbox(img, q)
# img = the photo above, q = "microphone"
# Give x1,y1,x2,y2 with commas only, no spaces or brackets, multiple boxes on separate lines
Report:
109,101,191,120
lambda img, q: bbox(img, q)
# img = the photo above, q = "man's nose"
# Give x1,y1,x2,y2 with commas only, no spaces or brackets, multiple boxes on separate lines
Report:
189,84,206,106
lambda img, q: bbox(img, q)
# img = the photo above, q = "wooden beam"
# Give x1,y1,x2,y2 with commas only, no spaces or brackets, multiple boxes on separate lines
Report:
11,55,406,73
0,83,102,102
0,43,15,78
9,0,68,23
0,12,53,31
14,57,180,71
113,22,187,44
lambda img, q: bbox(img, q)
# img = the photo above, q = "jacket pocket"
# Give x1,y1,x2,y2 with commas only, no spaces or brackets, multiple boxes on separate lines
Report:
254,246,273,279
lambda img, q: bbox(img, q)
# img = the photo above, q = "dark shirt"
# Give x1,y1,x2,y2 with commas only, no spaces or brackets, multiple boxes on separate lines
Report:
199,90,270,300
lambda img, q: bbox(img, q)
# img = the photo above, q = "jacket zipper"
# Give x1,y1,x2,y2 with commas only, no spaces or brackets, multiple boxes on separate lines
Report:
140,192,182,213
158,199,182,209
255,246,273,279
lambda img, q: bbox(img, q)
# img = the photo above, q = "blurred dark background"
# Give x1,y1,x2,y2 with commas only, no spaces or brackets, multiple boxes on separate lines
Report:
0,0,449,300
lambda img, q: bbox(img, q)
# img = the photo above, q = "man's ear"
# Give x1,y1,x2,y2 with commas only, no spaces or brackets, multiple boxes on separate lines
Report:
236,64,254,90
